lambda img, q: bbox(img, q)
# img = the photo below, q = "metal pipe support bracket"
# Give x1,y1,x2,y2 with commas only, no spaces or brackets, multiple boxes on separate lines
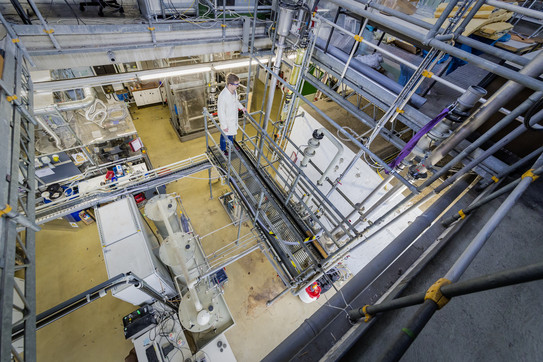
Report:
521,169,540,182
0,204,13,217
362,304,372,322
349,304,373,322
424,278,452,309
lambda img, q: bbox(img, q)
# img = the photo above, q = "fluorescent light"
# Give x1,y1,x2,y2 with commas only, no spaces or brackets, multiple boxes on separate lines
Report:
138,66,212,80
214,60,252,70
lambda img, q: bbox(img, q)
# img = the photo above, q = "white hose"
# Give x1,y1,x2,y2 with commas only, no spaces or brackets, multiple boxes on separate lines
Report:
107,103,128,122
85,99,108,127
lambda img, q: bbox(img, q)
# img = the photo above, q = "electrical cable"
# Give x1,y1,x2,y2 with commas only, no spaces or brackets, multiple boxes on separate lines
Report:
523,97,543,131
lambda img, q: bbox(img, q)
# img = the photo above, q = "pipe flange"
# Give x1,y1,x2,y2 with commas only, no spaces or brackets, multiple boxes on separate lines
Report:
312,129,324,140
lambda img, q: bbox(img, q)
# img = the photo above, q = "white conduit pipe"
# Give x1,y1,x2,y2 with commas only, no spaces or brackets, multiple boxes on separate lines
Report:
34,88,97,150
85,99,108,127
157,201,203,312
317,127,344,186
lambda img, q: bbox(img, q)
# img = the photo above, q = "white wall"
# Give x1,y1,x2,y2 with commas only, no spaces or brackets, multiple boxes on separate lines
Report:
279,107,421,274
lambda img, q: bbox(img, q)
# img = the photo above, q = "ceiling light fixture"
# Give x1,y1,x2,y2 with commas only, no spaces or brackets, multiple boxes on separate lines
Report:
138,66,212,80
214,60,252,70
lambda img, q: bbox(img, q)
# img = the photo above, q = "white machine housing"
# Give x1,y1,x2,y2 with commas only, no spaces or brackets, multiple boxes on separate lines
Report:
96,197,176,305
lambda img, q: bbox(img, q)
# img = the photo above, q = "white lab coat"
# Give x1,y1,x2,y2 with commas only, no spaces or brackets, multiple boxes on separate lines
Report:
217,87,243,136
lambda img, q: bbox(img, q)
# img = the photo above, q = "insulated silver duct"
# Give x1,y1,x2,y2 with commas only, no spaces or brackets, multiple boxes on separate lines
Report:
34,88,96,115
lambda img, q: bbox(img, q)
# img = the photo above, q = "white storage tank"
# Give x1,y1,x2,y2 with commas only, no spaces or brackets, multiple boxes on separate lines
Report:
144,194,182,239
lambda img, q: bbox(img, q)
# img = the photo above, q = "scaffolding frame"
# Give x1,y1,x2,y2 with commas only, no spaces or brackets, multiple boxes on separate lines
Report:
1,0,543,359
0,38,38,361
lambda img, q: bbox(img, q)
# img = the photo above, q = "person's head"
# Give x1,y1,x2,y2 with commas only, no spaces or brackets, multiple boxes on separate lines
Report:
226,73,240,93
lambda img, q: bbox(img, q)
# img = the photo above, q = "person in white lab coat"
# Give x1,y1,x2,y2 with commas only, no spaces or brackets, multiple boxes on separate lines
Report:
217,73,246,154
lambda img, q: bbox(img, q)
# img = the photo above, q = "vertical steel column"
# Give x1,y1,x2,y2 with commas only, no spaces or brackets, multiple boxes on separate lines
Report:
0,41,38,361
0,12,35,67
22,50,37,360
258,2,297,159
204,110,213,199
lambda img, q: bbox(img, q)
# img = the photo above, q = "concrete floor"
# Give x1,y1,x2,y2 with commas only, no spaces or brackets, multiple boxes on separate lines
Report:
34,102,337,361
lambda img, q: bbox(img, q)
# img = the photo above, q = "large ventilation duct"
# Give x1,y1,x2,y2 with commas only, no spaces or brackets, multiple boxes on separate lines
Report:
314,38,427,108
34,88,96,115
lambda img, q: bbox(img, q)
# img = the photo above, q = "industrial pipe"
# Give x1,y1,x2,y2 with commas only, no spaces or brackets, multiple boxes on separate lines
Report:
314,12,532,127
478,146,543,189
251,56,418,193
314,38,427,108
316,127,344,186
263,175,471,362
325,0,529,66
453,0,487,37
355,183,407,226
326,149,366,198
332,174,394,235
424,0,459,40
379,153,543,361
260,2,297,152
442,164,542,226
422,52,543,170
418,90,543,191
432,99,543,194
486,0,543,20
326,0,543,91
349,261,543,320
445,153,543,281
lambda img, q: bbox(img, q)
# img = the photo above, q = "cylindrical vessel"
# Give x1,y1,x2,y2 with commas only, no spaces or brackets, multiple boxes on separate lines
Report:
144,194,182,239
159,232,198,285
276,3,297,37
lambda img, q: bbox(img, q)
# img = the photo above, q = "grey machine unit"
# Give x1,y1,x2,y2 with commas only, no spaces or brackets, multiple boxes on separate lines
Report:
137,0,198,18
96,197,176,306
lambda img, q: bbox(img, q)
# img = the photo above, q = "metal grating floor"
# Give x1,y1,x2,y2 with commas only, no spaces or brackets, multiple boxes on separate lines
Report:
208,143,322,282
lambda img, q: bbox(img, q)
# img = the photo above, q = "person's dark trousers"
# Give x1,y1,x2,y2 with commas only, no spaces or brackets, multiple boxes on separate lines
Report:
220,134,235,151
